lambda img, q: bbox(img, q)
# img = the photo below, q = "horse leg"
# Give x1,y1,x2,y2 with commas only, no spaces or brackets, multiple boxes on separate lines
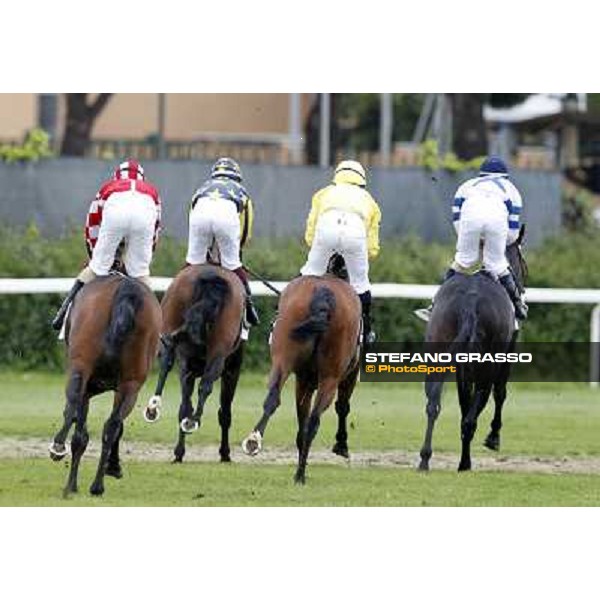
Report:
173,361,195,463
242,367,290,456
143,335,176,423
459,382,493,472
182,355,225,431
90,381,140,496
418,376,445,471
218,346,243,463
63,394,90,497
332,363,359,458
295,377,338,485
484,365,510,451
106,417,124,479
295,373,316,454
50,369,86,461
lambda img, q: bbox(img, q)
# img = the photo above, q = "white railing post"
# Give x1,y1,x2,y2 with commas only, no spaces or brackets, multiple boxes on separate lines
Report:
590,304,600,388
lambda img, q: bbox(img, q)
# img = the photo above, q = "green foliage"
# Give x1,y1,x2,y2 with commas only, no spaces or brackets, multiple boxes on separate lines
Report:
336,93,425,152
0,129,53,163
0,229,598,372
418,139,484,172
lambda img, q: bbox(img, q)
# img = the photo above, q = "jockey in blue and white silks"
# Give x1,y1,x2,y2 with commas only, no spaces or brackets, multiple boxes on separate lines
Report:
415,156,527,322
451,157,523,280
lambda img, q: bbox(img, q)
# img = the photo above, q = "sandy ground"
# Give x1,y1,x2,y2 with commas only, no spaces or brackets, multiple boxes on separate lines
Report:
2,437,600,474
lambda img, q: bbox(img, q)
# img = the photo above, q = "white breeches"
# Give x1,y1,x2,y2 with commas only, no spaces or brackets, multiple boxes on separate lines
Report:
301,209,370,294
453,198,509,276
186,199,242,271
89,191,158,278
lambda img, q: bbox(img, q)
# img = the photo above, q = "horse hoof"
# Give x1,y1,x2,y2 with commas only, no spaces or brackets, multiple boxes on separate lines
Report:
49,441,68,461
294,472,306,485
220,454,232,463
484,436,500,451
89,483,104,496
106,464,123,479
180,418,199,434
418,461,430,472
458,463,472,472
332,443,349,459
241,431,262,456
143,396,162,423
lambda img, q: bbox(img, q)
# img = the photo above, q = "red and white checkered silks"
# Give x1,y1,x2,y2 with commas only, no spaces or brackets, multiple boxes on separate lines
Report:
85,161,161,256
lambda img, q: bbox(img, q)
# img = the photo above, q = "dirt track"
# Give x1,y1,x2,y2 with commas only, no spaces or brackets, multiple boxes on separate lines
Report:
2,437,600,475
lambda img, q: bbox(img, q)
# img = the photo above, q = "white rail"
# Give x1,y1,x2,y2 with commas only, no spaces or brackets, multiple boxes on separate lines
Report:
1,278,599,387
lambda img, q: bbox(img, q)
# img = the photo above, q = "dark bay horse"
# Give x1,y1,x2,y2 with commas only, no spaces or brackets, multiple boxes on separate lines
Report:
142,264,245,463
418,226,528,472
242,275,361,484
49,274,161,496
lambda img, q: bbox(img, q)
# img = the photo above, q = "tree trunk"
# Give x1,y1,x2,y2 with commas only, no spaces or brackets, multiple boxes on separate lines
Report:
60,93,113,156
449,94,488,159
304,93,340,166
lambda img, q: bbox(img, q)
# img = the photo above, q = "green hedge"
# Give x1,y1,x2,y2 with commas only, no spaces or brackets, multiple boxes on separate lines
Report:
0,226,598,371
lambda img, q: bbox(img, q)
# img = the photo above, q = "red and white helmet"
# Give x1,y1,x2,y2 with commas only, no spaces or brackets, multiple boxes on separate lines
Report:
114,159,145,181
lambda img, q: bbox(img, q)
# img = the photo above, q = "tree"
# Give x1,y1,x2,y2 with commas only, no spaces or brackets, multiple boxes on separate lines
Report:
449,93,531,160
60,93,113,156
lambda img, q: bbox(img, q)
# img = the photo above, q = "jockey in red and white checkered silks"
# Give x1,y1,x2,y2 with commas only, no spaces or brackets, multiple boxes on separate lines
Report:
52,159,162,332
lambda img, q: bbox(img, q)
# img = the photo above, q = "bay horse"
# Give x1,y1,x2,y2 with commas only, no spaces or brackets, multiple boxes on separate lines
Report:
418,225,528,471
142,264,244,463
49,274,161,496
242,274,361,484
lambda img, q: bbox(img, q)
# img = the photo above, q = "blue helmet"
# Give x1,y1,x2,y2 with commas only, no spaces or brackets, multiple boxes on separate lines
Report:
479,156,509,176
210,157,242,182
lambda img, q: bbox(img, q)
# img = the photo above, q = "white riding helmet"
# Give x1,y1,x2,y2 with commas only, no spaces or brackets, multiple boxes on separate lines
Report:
333,160,367,187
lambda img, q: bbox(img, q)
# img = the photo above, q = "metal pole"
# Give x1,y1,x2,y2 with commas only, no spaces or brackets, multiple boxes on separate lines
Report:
319,93,331,168
413,93,436,144
590,304,600,388
157,93,166,160
380,93,393,166
288,93,303,165
37,94,58,142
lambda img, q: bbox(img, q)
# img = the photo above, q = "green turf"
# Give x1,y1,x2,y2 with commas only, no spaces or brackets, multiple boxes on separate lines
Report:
1,371,599,505
1,458,599,506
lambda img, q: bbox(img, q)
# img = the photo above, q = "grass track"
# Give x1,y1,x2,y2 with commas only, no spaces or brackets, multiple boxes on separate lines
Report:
0,372,599,506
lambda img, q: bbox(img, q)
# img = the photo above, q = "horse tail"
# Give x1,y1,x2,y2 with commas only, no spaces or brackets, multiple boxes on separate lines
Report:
453,286,480,348
105,278,145,358
291,286,336,341
185,271,231,345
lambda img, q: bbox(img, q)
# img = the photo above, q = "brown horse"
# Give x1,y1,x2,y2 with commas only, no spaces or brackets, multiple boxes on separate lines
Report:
242,275,361,484
49,274,161,496
142,264,245,463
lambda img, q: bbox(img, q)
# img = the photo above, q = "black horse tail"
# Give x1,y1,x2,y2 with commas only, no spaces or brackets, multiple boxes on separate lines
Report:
291,286,336,341
185,271,231,345
105,278,145,358
453,285,480,348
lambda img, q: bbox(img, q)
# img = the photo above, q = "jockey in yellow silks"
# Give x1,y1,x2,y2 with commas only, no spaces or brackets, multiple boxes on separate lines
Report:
300,159,381,343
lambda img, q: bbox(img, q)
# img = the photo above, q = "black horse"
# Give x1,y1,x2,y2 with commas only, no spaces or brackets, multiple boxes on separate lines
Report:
418,225,528,472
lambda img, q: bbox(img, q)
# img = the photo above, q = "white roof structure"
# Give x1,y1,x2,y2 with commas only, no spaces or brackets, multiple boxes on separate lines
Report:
484,93,587,124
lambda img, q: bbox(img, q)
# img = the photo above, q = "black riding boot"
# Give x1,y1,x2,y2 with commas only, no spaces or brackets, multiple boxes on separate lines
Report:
499,272,528,320
359,291,375,344
51,279,85,331
233,267,259,326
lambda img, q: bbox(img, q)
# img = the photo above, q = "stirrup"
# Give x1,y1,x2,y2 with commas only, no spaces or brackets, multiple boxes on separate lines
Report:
414,306,432,323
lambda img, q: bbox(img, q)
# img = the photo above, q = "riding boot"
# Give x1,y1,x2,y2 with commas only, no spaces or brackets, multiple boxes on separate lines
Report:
414,268,457,323
359,291,376,344
51,280,85,331
233,267,260,326
499,272,528,320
